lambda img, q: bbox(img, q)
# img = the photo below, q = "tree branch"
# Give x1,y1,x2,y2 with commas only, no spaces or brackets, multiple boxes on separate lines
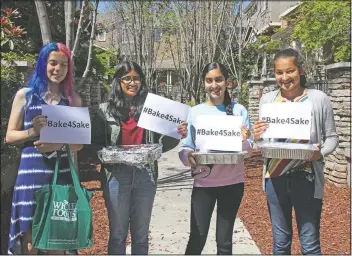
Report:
78,0,99,89
34,0,52,45
72,0,87,57
65,0,75,49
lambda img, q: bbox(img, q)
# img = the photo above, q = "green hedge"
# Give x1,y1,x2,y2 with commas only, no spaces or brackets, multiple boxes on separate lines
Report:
1,52,37,191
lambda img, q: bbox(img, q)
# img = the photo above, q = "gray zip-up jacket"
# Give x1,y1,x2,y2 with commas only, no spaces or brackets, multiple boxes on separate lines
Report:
259,89,339,199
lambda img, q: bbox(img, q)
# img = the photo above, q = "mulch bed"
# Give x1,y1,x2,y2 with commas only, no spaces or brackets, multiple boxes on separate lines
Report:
78,179,108,255
1,189,13,254
1,147,348,255
238,150,351,255
77,145,130,255
75,147,350,255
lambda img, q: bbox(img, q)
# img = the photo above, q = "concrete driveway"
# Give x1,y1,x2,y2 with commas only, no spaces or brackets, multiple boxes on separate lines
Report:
127,145,261,254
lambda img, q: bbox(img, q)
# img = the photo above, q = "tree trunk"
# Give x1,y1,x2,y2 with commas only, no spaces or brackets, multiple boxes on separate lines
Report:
65,0,77,172
78,0,99,89
65,0,75,49
34,0,52,45
72,0,87,57
238,1,243,91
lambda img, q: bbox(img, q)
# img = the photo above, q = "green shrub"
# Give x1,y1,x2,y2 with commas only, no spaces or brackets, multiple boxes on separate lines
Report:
1,52,37,172
238,84,249,110
186,100,196,107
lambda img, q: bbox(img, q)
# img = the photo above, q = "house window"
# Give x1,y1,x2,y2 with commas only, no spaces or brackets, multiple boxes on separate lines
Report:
156,70,168,87
153,28,163,42
96,31,106,42
244,26,253,42
75,0,82,9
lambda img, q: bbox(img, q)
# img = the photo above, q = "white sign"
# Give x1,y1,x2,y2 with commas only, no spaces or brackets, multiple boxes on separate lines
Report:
260,102,312,140
137,93,190,139
40,105,91,144
195,115,243,152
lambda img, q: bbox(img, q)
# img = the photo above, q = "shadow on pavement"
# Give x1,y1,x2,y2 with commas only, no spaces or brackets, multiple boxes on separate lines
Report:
157,169,193,191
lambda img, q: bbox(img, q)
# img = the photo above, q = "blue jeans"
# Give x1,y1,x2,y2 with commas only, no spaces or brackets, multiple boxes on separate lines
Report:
103,165,156,255
265,171,322,255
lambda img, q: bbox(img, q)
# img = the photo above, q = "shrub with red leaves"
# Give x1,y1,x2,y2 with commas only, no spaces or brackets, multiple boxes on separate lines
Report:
1,8,26,49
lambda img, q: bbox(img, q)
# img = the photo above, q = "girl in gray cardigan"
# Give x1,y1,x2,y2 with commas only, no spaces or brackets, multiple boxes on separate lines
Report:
253,48,338,255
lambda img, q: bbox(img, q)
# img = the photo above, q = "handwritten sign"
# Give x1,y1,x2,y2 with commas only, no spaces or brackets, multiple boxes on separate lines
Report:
195,115,243,152
137,93,190,139
260,102,312,140
40,105,91,144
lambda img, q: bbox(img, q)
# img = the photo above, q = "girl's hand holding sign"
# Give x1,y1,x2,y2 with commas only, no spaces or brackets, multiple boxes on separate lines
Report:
177,121,188,139
307,143,323,161
31,115,48,136
33,141,64,153
253,120,269,141
240,125,251,141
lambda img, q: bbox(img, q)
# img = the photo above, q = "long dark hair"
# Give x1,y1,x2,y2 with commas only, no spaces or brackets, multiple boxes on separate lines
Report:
274,48,307,88
201,62,233,115
107,61,148,122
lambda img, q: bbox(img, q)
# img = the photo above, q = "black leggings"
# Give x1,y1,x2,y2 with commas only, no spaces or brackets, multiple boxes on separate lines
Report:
185,183,244,255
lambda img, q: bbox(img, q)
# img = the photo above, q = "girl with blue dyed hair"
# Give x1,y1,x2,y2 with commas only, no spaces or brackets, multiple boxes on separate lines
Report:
5,42,83,255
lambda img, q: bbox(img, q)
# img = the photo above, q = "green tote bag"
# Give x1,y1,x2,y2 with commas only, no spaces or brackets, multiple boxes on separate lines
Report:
32,145,93,250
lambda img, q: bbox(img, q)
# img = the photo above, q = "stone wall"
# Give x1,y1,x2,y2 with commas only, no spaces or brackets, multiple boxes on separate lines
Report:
247,78,277,125
246,62,351,186
248,81,262,124
76,78,103,175
323,62,351,186
345,148,351,188
77,78,102,116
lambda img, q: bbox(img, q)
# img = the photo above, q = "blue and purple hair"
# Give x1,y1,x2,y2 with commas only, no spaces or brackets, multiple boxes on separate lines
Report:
25,42,75,106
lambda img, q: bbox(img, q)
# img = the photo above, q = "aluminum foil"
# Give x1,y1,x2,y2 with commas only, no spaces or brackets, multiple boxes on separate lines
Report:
97,144,162,165
257,141,319,160
192,151,249,164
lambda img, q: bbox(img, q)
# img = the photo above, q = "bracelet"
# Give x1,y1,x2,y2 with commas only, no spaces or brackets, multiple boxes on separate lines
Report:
27,128,34,140
42,145,65,159
43,151,57,159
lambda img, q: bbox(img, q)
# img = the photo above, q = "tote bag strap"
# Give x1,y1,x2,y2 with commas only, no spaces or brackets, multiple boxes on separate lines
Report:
52,145,86,199
52,151,61,185
65,145,87,200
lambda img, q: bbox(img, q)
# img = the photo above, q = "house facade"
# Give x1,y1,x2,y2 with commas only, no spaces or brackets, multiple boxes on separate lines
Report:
243,0,300,79
93,11,185,99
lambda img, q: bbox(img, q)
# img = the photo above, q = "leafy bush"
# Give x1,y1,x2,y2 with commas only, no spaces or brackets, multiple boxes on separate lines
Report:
238,83,249,110
291,0,351,63
1,8,26,51
186,100,196,107
1,52,37,190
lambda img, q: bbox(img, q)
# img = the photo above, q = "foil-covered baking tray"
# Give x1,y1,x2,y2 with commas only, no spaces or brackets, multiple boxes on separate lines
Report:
192,151,249,164
97,144,162,165
257,141,319,160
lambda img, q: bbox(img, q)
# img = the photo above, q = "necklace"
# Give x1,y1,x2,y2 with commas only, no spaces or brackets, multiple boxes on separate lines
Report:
129,105,136,116
41,91,63,105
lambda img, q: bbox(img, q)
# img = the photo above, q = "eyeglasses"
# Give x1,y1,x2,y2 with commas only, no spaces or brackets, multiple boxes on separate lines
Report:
120,76,141,84
205,76,225,84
